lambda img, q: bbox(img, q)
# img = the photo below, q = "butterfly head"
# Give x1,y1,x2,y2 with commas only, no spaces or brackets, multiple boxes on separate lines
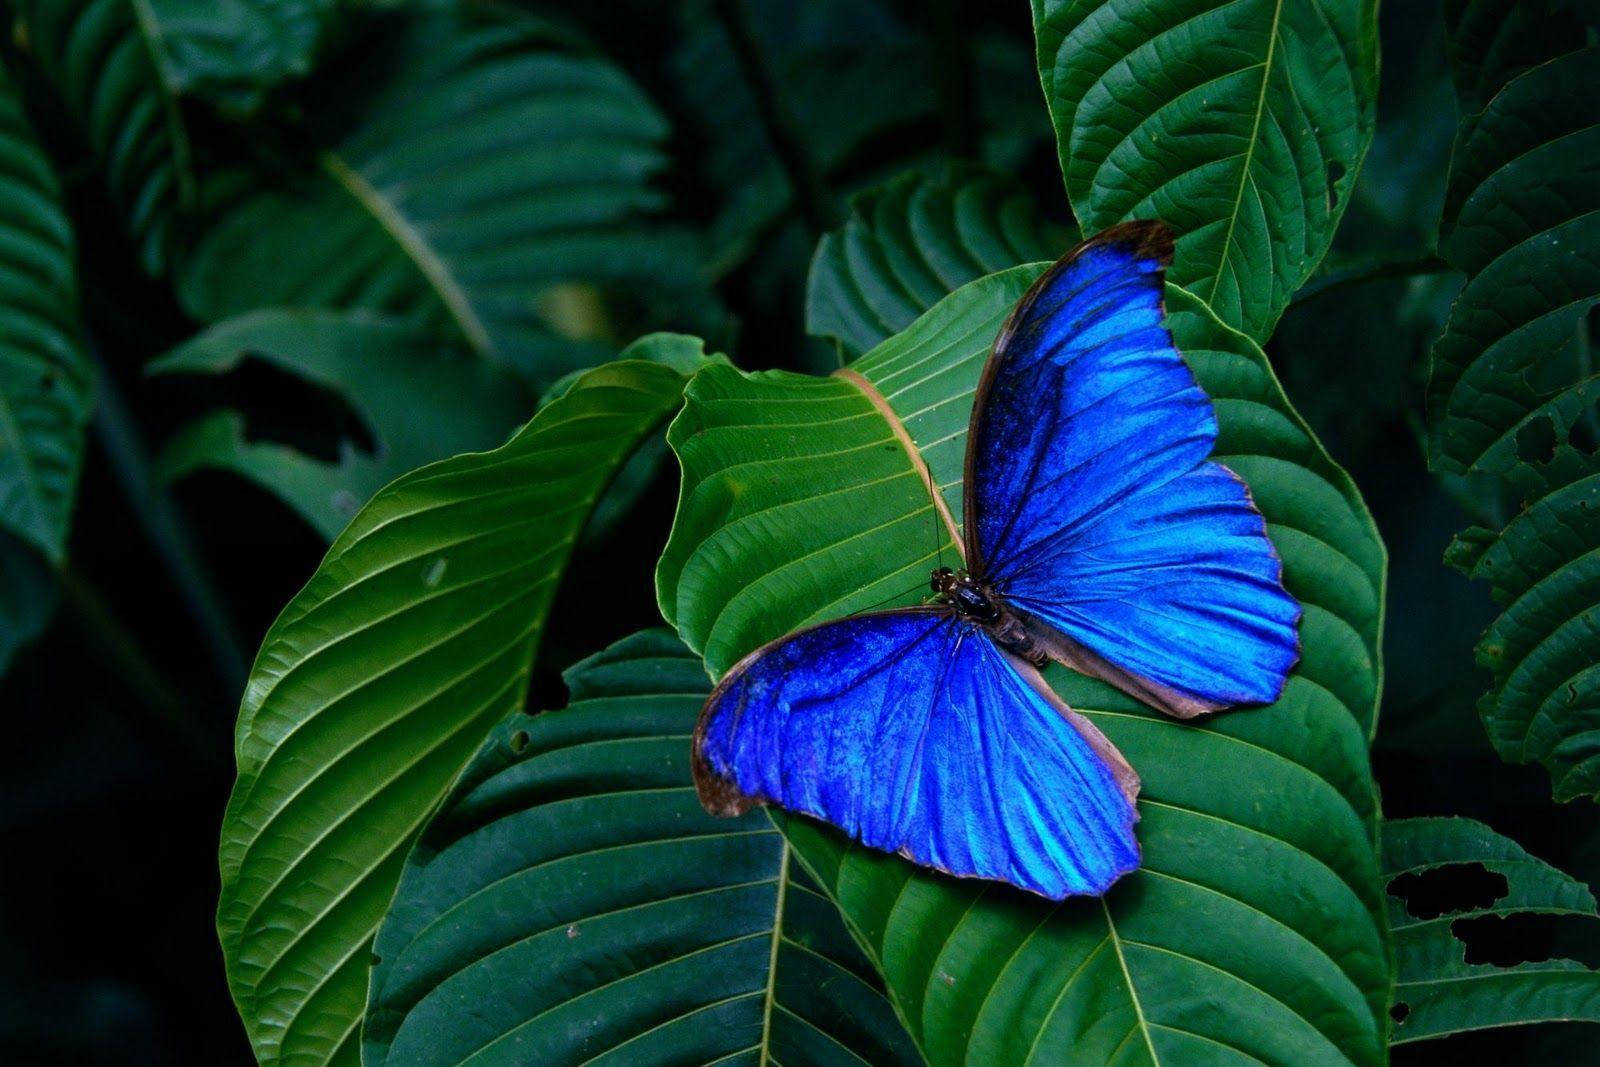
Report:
930,567,1002,624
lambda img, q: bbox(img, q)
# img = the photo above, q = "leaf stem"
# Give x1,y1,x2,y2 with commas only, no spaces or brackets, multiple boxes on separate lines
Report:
711,0,836,236
87,342,248,693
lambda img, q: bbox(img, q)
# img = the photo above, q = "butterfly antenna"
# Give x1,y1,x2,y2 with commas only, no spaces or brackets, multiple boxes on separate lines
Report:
849,581,934,617
926,463,945,573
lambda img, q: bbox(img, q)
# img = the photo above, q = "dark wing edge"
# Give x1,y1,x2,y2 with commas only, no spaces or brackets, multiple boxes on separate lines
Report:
689,606,952,817
960,220,1175,570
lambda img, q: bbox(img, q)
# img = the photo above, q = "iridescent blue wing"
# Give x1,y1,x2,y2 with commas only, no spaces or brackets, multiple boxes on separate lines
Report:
693,609,1140,899
967,223,1300,717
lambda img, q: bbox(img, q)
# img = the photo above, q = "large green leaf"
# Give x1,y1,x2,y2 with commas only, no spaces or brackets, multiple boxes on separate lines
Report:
1442,0,1589,112
806,164,1075,360
365,629,919,1066
179,4,714,387
146,0,336,114
1425,46,1600,800
151,309,530,539
217,351,707,1065
659,267,1389,1062
0,57,91,565
1032,0,1379,341
13,0,195,273
1384,817,1600,1043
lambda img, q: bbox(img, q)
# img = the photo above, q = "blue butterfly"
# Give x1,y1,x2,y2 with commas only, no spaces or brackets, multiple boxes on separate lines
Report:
692,223,1301,899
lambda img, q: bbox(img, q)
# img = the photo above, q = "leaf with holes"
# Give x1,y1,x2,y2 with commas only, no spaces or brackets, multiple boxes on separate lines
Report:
13,0,196,273
364,629,919,1066
151,309,531,539
178,4,716,387
217,351,710,1065
1425,45,1600,801
806,164,1075,360
0,58,91,566
659,265,1390,1063
1032,0,1379,340
1384,816,1600,1043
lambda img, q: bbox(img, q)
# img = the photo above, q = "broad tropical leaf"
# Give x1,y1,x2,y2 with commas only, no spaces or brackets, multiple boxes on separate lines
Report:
1425,46,1600,801
151,309,530,538
13,0,195,273
365,629,919,1066
659,267,1389,1062
0,531,57,675
146,0,336,113
178,4,715,387
1032,0,1379,340
217,350,709,1065
0,58,91,564
806,165,1075,360
1384,817,1600,1043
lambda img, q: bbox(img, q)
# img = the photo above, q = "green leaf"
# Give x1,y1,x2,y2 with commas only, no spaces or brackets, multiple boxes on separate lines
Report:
365,629,919,1066
178,4,714,386
1424,46,1600,801
13,0,196,273
0,57,92,565
0,530,58,675
217,354,706,1065
1442,0,1590,112
145,0,336,114
150,309,531,539
659,267,1390,1062
1032,0,1380,340
806,164,1076,360
1384,816,1600,1043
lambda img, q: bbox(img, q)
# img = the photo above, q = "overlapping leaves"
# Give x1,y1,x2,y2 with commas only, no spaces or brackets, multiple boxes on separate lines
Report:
216,351,704,1065
1426,44,1600,800
807,164,1074,360
151,309,530,538
660,266,1389,1062
177,4,713,387
1032,0,1379,341
1384,817,1600,1042
365,629,918,1066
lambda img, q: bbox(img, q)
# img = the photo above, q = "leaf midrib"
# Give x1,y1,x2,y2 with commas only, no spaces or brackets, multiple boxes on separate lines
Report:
1205,0,1284,312
320,150,495,357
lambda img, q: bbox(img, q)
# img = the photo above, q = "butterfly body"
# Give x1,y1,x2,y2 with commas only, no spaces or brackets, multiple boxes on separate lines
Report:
691,221,1302,900
930,566,1048,667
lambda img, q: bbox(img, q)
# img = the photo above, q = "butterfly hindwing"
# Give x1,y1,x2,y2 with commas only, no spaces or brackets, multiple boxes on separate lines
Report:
967,223,1301,716
693,609,1140,899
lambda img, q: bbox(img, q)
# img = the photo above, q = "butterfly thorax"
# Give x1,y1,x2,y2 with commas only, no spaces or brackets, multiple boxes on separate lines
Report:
930,567,1048,667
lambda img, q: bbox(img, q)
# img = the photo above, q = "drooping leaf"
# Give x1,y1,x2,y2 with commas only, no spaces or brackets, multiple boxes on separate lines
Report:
179,4,716,387
0,531,57,675
1032,0,1380,340
12,0,196,273
150,309,530,539
0,57,91,565
365,629,919,1066
145,0,337,114
217,351,709,1065
659,267,1389,1062
806,164,1075,360
1424,46,1600,801
1384,816,1600,1043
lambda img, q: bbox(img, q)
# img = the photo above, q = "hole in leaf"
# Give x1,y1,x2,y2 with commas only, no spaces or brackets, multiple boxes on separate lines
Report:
227,356,379,462
1390,1002,1410,1024
1388,862,1508,919
1450,913,1590,967
1516,416,1559,464
1568,400,1600,455
1326,161,1347,209
38,370,56,392
509,730,530,755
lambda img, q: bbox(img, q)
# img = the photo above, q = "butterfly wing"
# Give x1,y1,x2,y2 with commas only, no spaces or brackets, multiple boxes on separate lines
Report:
694,609,1140,899
967,222,1300,717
